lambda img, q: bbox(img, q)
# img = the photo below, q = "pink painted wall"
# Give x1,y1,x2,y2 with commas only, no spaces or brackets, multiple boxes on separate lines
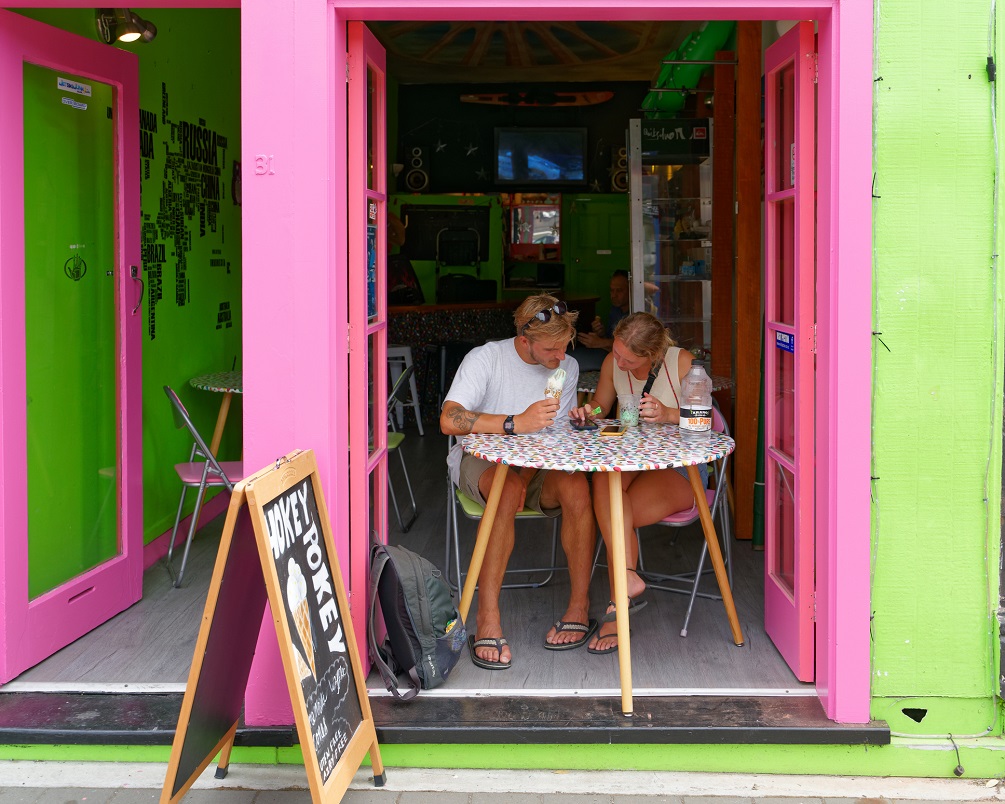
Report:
239,0,872,725
2,0,873,726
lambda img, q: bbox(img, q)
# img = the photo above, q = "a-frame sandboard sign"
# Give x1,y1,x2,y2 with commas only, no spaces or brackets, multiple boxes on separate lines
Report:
161,449,384,803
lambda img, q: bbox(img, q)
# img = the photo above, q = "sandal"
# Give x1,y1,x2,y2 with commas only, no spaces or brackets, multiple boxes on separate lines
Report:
600,595,648,623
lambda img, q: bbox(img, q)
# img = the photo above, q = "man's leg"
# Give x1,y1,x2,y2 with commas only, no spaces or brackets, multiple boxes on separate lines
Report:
471,462,526,665
540,471,596,647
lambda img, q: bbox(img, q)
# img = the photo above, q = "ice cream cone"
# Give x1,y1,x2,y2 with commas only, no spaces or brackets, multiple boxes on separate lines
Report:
293,600,316,679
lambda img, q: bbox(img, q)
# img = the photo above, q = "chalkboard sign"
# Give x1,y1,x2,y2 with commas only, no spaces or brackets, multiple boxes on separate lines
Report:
161,450,383,804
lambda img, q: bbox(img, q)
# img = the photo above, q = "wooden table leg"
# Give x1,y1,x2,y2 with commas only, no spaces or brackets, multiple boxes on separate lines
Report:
209,391,233,458
458,464,508,622
686,464,745,646
607,471,634,716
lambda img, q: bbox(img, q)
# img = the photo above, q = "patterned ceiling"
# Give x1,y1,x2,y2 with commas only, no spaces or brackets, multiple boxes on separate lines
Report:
369,20,695,84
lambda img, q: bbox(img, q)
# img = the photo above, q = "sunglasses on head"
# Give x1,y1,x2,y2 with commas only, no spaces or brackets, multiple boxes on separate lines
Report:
522,301,568,333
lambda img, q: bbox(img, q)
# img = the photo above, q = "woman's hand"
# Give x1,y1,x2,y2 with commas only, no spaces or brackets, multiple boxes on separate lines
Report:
569,402,602,424
640,392,666,424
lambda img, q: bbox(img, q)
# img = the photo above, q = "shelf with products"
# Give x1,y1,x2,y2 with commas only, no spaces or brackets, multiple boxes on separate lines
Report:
629,118,714,353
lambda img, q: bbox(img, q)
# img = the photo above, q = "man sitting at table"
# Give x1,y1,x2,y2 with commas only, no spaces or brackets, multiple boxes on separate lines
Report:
440,295,598,669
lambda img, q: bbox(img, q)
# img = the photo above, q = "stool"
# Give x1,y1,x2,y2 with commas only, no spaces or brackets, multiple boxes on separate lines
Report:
387,345,424,435
424,341,476,412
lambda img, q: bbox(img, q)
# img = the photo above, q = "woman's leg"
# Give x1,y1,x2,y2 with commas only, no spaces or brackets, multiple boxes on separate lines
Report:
592,471,645,599
589,469,696,653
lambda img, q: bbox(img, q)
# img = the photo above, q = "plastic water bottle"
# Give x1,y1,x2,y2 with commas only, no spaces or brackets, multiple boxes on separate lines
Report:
679,362,713,442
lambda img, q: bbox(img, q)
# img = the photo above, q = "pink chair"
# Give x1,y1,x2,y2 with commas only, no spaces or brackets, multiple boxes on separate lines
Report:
592,404,733,637
164,385,246,588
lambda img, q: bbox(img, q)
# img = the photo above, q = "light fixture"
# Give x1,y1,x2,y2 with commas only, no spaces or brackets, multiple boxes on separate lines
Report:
95,8,157,45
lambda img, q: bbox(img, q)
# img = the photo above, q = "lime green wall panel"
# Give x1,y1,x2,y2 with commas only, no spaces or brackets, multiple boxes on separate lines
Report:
871,0,1003,718
15,9,243,545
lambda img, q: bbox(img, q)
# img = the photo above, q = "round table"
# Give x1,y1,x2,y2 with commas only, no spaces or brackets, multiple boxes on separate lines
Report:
461,421,741,716
190,370,243,457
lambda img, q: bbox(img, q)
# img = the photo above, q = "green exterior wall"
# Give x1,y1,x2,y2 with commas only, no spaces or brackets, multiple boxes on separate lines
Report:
869,0,1005,745
14,8,243,546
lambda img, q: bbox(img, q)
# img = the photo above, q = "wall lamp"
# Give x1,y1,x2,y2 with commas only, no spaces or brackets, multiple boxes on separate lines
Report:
95,8,157,44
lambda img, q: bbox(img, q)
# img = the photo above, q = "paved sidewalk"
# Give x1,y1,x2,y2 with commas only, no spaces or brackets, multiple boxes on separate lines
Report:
0,763,1002,803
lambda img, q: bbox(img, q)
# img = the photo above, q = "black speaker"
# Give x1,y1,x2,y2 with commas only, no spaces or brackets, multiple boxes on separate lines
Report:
610,145,628,193
404,145,429,192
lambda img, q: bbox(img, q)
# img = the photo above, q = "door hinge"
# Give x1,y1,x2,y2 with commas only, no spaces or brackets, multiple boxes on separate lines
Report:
346,61,350,82
812,322,817,353
812,52,819,85
347,322,353,352
811,591,817,622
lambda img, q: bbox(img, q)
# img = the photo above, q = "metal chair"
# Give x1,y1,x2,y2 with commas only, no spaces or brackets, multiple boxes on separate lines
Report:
386,365,418,532
592,405,733,637
444,436,561,592
164,385,246,588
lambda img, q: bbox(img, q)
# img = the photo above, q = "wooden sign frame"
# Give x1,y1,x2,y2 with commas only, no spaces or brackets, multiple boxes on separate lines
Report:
161,450,383,803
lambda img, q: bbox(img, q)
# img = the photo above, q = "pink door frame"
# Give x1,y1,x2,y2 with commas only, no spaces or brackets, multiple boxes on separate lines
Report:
241,0,872,726
0,8,144,681
4,0,873,725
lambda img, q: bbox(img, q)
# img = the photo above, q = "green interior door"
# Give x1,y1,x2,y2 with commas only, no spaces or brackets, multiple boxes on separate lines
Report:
23,62,118,598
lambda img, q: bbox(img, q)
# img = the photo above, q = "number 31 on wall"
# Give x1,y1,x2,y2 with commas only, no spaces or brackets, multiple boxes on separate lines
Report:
255,154,275,175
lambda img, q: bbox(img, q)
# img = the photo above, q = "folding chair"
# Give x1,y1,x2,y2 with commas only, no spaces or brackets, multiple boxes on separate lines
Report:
592,405,733,637
386,365,418,532
164,385,246,588
444,436,561,592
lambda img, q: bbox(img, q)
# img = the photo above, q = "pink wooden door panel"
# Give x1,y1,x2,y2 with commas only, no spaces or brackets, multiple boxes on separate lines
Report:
347,22,387,655
763,21,816,682
0,11,142,681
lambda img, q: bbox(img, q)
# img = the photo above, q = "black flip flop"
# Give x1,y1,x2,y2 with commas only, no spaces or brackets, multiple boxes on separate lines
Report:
543,618,599,651
468,634,511,670
587,627,628,655
601,596,648,623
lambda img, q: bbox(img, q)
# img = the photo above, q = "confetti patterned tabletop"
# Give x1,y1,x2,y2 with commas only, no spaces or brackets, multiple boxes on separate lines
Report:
463,420,733,473
577,370,735,395
190,370,243,394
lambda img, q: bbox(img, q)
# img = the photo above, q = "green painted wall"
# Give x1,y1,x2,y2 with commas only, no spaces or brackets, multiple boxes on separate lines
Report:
15,8,243,546
870,0,1004,741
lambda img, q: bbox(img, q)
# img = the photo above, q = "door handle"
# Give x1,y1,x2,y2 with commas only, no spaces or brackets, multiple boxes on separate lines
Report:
130,265,144,315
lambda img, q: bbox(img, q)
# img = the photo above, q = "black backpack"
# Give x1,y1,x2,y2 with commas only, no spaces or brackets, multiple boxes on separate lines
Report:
368,542,467,701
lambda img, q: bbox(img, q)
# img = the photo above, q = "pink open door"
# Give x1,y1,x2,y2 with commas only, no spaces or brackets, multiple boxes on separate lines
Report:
763,21,816,683
347,22,388,653
0,11,142,682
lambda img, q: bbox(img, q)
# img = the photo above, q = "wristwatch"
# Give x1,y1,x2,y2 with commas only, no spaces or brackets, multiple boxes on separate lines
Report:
503,415,516,435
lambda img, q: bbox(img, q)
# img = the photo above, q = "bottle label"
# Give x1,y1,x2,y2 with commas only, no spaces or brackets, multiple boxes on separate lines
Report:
680,406,712,433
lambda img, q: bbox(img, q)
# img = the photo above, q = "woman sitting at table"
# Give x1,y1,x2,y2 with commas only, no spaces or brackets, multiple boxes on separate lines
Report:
570,312,708,655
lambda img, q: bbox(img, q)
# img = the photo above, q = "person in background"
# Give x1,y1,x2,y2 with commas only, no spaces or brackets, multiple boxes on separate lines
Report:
568,312,709,656
578,269,631,352
440,295,598,670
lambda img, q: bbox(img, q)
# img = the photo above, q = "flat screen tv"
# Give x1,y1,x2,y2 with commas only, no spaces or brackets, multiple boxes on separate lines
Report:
494,127,587,187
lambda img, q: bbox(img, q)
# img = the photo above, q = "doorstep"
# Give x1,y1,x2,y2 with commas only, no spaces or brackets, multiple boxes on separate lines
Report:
0,692,889,746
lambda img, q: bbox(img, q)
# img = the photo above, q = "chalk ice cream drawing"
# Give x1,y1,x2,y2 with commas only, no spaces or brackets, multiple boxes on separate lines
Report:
287,557,316,679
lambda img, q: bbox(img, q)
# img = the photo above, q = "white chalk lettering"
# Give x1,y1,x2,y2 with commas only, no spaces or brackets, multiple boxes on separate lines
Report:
319,598,338,630
327,623,346,653
312,563,333,606
306,540,323,571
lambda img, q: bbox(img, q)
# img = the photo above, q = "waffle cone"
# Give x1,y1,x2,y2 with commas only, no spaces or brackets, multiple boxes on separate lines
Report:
293,601,316,679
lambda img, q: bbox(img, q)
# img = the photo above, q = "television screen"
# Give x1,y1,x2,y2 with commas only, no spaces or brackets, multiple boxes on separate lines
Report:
494,127,587,186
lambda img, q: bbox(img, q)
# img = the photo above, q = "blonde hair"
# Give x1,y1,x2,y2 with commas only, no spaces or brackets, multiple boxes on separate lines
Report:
514,294,579,343
613,312,675,365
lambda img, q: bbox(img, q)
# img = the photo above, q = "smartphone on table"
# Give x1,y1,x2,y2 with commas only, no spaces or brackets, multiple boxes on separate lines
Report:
599,424,627,437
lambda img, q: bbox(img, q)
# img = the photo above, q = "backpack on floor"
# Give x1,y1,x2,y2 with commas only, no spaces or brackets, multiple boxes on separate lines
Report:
368,542,467,701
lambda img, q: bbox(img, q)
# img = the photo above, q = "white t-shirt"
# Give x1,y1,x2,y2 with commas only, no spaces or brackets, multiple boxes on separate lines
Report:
443,338,580,484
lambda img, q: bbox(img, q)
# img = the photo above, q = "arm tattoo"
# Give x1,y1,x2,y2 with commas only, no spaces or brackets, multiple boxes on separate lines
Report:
446,405,481,434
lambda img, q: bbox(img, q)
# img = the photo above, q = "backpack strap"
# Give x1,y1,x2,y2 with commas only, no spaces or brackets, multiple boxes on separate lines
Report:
368,543,419,701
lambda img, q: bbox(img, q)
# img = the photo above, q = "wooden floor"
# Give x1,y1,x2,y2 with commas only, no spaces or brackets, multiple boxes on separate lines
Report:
7,425,808,697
